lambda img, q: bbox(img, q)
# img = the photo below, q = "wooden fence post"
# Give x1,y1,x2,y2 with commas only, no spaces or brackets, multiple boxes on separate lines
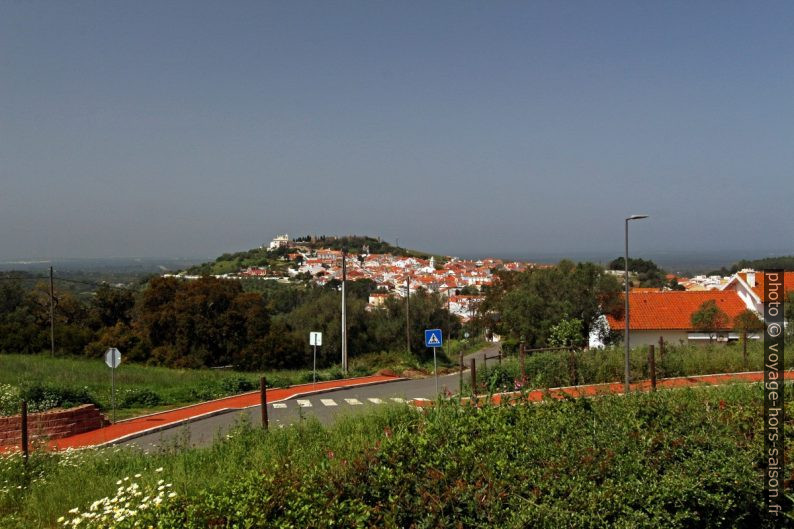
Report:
260,377,268,430
459,351,464,394
568,348,578,386
470,358,476,395
21,401,28,464
648,345,656,392
519,338,526,380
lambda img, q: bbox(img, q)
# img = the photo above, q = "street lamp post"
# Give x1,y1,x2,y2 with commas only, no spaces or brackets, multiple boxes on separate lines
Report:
341,248,348,374
405,276,411,354
624,214,648,394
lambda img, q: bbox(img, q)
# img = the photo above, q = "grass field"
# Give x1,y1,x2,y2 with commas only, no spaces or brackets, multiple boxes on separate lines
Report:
0,383,790,528
0,339,480,419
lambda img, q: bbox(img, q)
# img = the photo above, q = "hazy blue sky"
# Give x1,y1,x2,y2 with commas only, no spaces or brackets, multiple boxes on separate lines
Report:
2,1,792,261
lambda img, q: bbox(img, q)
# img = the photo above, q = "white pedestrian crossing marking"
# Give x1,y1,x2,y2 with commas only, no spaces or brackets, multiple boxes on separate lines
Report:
296,399,312,408
272,403,287,409
390,397,405,403
368,398,383,404
320,399,337,407
345,398,362,405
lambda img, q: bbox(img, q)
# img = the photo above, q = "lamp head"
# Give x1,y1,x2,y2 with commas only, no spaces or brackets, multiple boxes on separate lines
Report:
627,214,649,221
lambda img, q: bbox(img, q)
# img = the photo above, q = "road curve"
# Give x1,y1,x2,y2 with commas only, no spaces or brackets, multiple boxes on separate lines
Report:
125,343,501,449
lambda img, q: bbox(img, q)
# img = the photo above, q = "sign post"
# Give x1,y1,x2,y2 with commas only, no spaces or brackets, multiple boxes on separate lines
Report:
309,332,322,385
424,329,443,396
104,348,122,423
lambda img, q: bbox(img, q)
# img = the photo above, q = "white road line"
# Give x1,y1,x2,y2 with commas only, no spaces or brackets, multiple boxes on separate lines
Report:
320,399,337,407
368,398,383,404
296,399,312,408
390,397,405,403
272,403,287,409
345,398,362,405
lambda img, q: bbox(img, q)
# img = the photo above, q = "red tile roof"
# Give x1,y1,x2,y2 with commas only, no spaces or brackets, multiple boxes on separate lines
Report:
606,291,748,331
734,271,794,301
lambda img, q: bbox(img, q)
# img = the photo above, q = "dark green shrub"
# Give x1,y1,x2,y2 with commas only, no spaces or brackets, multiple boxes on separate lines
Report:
218,376,256,394
481,364,517,392
19,383,97,412
186,386,223,402
120,388,163,408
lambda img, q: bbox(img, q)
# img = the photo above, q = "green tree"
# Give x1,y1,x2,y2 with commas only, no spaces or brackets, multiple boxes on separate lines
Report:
480,261,621,347
690,300,730,342
237,318,304,370
0,280,46,354
26,282,93,356
89,284,136,330
324,278,377,301
137,277,270,368
732,309,763,335
609,257,666,288
369,290,460,359
548,318,584,347
667,278,686,291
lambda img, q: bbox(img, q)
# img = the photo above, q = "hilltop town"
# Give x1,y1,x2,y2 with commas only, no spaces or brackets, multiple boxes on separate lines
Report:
169,234,550,322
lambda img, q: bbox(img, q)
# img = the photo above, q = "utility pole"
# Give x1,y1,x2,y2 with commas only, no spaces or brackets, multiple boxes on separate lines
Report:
405,275,411,354
447,288,451,345
341,248,348,373
49,266,55,357
624,221,629,393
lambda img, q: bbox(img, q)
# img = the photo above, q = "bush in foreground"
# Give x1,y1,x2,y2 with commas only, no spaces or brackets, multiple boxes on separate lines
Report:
1,384,791,528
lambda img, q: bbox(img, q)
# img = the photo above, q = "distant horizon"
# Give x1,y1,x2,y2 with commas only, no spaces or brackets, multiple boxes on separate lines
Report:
3,244,793,275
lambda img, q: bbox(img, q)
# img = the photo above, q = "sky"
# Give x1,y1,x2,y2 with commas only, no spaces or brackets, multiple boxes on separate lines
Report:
1,1,792,261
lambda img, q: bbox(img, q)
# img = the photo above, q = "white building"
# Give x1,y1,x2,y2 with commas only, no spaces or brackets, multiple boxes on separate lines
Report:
268,234,290,250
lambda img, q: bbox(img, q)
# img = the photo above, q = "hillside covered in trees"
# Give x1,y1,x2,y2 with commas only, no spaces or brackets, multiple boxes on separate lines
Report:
0,275,458,370
708,255,794,276
185,235,440,277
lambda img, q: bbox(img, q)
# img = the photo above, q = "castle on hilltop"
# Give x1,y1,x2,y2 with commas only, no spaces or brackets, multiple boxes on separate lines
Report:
267,234,289,250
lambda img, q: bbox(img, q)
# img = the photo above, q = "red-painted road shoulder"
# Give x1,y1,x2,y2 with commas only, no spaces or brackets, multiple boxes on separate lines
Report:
11,370,789,451
47,374,400,450
412,370,793,408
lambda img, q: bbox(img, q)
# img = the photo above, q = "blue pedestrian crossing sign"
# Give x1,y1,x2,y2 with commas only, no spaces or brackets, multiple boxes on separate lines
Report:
424,329,443,348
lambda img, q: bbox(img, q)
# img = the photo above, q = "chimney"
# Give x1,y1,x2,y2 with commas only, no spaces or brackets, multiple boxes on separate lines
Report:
746,271,755,287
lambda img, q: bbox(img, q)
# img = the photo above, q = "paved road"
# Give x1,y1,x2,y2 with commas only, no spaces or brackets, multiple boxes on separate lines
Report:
126,343,500,449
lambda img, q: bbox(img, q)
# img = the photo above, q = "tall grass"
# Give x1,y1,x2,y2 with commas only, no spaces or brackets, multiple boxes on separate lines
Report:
477,340,792,393
0,355,346,417
348,338,484,374
0,342,482,418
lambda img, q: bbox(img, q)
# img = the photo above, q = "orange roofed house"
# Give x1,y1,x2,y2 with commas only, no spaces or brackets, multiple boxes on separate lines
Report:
601,291,751,347
720,270,794,315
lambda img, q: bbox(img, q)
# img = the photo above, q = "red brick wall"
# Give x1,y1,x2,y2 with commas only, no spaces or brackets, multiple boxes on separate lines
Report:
0,405,110,447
